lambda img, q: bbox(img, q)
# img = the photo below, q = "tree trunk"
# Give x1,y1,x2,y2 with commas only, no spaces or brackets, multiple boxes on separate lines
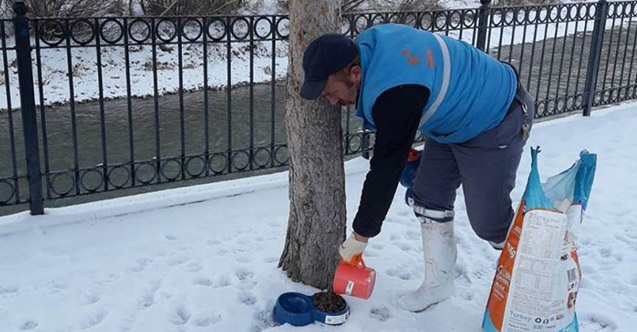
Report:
279,0,346,290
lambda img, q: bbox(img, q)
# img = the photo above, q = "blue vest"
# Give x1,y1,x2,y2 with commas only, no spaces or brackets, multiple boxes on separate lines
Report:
355,24,517,144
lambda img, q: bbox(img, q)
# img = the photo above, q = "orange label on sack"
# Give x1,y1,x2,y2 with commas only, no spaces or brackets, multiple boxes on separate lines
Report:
487,200,525,331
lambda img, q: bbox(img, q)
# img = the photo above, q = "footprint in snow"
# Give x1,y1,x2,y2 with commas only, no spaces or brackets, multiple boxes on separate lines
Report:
386,268,412,281
158,288,174,300
251,308,279,331
48,280,68,294
183,261,202,272
264,256,278,264
80,291,100,305
238,291,257,305
169,304,190,325
579,313,617,332
404,231,420,241
236,268,258,288
214,275,232,288
137,279,162,309
398,209,413,217
137,292,154,309
95,273,120,285
18,320,38,331
192,309,223,327
460,290,474,301
614,234,634,246
125,257,153,273
192,275,213,286
223,234,238,242
237,255,252,263
235,268,254,282
166,254,189,266
455,271,472,287
599,247,613,258
369,306,392,322
616,208,631,217
0,286,18,296
579,237,593,246
233,244,251,254
79,310,108,329
397,242,412,251
267,221,281,228
164,234,178,241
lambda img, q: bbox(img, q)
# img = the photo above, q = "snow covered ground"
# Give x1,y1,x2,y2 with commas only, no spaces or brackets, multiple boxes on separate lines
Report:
0,100,636,331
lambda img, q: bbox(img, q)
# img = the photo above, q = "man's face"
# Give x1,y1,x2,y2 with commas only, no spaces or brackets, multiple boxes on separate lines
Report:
321,65,362,107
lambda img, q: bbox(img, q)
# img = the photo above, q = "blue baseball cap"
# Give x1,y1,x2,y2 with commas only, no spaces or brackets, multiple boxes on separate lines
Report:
300,33,359,100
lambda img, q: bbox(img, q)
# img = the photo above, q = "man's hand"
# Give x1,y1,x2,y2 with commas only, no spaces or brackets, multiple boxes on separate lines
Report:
339,232,369,265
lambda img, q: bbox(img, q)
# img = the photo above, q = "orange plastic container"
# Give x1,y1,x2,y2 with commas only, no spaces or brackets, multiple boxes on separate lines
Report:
332,258,376,299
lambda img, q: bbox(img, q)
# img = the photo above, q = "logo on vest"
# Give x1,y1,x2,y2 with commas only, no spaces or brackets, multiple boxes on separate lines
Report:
400,49,420,65
400,48,435,68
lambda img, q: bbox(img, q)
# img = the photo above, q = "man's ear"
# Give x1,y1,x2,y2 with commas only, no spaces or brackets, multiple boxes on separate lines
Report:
349,65,362,83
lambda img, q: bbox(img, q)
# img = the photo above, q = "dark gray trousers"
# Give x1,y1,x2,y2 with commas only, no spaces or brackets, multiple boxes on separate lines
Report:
412,85,535,244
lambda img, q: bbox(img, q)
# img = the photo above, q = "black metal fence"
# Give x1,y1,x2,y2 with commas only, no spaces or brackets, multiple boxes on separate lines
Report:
1,0,635,214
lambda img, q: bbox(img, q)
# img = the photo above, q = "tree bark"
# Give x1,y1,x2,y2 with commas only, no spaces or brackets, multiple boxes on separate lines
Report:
279,0,346,290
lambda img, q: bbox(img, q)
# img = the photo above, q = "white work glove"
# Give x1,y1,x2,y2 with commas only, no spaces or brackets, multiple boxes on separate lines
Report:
339,233,368,265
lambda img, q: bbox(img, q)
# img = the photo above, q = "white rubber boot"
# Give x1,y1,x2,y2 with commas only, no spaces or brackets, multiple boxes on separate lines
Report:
396,220,457,312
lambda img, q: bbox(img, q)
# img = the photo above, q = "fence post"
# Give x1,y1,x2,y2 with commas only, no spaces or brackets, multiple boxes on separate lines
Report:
361,130,370,160
13,1,44,215
583,0,608,116
476,0,491,51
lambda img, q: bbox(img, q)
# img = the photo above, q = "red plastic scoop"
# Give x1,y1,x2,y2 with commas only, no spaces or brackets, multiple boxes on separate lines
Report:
332,258,376,299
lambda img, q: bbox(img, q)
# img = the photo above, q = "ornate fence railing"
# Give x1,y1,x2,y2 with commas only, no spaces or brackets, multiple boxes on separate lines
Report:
1,0,631,214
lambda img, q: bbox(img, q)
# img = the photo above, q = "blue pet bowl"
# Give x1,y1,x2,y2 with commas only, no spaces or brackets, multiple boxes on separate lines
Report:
273,292,350,327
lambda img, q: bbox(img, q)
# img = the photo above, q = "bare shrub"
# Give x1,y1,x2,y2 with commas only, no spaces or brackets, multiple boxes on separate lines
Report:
277,0,443,14
492,0,553,6
362,0,444,12
139,0,244,16
23,0,119,18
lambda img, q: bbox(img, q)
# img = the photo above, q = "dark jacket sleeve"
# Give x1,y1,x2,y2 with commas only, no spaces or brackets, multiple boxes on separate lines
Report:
352,84,430,237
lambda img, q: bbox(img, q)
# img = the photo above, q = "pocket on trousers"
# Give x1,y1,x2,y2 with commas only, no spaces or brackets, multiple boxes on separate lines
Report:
493,107,523,149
